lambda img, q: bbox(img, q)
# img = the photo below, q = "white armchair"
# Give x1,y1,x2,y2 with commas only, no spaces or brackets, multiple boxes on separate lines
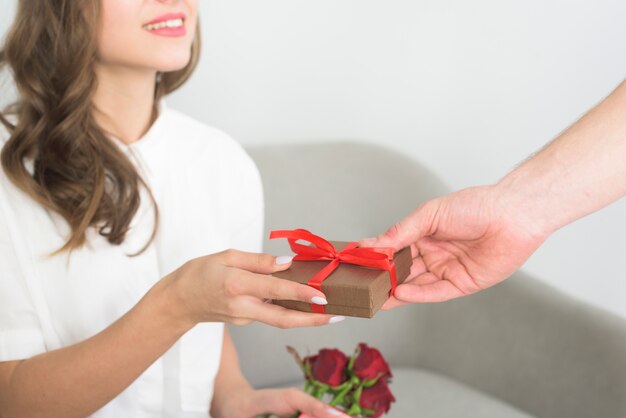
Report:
229,142,626,418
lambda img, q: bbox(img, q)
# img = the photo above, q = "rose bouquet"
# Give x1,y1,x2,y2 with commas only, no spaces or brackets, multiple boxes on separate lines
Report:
260,343,395,418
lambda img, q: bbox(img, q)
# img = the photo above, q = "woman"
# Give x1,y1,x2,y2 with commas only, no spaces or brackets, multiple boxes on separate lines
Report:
0,1,348,417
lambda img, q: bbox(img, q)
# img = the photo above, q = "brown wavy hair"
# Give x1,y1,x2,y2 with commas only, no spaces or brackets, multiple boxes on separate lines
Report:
0,1,201,254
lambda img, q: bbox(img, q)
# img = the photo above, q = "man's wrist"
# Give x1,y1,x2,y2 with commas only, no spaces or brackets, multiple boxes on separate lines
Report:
493,170,560,240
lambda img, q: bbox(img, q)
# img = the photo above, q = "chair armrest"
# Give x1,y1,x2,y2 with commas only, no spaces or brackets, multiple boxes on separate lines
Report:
414,271,626,418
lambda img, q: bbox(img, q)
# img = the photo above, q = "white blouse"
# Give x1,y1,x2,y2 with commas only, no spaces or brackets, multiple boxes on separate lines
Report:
0,104,264,417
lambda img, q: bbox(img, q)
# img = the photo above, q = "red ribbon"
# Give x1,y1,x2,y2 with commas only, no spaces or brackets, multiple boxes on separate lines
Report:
269,229,398,314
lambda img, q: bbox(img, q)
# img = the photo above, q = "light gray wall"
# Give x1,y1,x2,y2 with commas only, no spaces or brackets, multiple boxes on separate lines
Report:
0,0,17,107
2,0,626,319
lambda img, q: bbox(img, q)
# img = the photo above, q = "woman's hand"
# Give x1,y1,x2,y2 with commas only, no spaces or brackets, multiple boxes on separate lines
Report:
215,386,351,418
159,250,342,329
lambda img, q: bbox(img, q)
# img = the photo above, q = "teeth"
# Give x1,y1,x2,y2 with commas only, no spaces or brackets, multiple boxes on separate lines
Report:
143,18,184,31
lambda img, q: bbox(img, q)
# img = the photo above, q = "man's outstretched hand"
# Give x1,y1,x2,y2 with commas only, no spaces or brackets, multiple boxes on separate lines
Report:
363,79,626,308
361,185,548,309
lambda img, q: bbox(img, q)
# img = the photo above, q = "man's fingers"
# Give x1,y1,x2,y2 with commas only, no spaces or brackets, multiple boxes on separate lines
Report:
410,242,420,258
405,271,440,286
237,299,340,329
382,278,458,307
381,295,411,310
394,278,465,303
408,256,426,278
218,249,294,274
360,200,439,251
382,270,435,310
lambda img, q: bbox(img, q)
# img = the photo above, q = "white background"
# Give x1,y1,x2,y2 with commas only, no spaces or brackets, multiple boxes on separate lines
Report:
2,0,625,318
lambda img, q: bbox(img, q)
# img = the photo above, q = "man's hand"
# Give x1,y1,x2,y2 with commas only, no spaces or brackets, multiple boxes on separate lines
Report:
362,185,548,308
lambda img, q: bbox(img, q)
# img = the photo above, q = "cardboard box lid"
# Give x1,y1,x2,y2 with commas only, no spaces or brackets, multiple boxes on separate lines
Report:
272,241,412,310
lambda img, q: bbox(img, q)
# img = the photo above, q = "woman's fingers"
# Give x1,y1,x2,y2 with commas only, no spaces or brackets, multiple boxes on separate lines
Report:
251,388,350,418
218,249,294,274
233,298,341,329
226,270,328,306
285,388,352,418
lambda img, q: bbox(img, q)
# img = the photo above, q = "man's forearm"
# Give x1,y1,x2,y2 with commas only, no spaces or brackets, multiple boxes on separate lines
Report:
496,79,626,236
0,277,193,418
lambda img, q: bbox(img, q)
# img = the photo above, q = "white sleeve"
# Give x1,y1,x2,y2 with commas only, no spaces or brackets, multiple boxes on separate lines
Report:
223,142,264,254
0,185,46,361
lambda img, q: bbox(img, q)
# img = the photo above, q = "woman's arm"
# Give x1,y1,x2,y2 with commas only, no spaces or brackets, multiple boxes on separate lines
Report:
209,328,254,417
0,250,334,418
210,328,351,418
0,279,191,418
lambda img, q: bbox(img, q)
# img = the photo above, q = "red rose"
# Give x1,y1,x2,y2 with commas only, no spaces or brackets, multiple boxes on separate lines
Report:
352,343,391,382
304,348,349,387
359,379,395,418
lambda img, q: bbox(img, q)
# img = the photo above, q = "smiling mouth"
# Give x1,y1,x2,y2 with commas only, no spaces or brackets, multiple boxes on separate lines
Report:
143,18,185,31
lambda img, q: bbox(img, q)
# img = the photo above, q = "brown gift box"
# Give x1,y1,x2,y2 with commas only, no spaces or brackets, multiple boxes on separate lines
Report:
271,241,412,318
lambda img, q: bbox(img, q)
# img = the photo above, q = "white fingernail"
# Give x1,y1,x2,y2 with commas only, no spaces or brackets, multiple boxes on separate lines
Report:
311,296,328,305
275,256,294,265
329,316,345,324
326,408,344,416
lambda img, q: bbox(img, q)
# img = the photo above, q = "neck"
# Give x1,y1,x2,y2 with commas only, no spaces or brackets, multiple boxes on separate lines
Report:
92,64,158,145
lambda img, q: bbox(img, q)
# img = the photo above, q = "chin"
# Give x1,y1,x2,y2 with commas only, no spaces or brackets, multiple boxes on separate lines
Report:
154,54,192,72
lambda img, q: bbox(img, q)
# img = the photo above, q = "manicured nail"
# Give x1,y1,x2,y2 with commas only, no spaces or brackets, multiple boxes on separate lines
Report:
275,256,294,265
329,316,345,324
311,296,328,305
326,408,347,416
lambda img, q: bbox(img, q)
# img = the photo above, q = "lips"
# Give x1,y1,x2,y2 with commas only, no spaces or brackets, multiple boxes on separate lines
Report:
142,12,187,37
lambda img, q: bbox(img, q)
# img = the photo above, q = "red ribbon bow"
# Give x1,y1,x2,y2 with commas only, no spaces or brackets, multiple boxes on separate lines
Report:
269,229,399,314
